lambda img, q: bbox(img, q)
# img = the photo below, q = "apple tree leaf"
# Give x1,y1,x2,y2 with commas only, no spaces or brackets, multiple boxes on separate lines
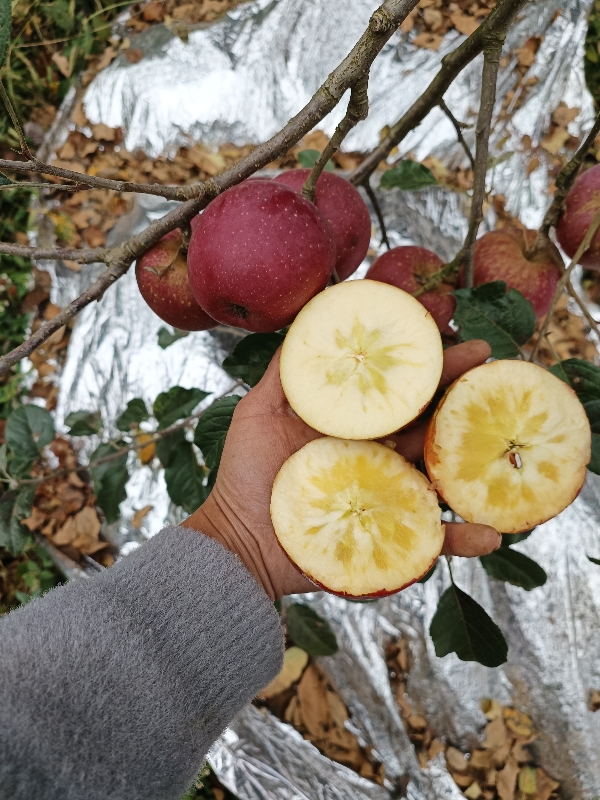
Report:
153,387,208,430
0,0,11,70
587,555,600,565
222,332,285,387
194,395,241,472
418,561,437,583
548,358,600,403
65,410,102,436
379,159,438,191
155,427,186,468
480,548,547,590
583,400,600,474
429,583,507,667
453,281,535,359
285,603,338,657
501,529,535,547
90,442,128,524
0,488,36,555
5,405,55,465
164,440,207,513
116,398,150,432
157,326,190,349
297,149,335,172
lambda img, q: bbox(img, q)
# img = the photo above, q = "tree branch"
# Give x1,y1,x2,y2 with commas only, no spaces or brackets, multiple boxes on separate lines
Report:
0,0,419,377
529,207,600,363
302,73,370,203
462,29,506,288
0,81,33,160
439,98,475,170
363,179,390,248
0,242,108,263
350,0,528,187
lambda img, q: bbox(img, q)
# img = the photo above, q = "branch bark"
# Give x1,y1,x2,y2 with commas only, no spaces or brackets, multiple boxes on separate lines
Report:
0,242,108,263
0,0,419,378
439,98,475,170
350,0,529,187
462,29,506,288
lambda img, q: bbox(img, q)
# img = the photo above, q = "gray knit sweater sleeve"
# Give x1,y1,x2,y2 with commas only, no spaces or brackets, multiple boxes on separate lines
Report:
0,525,284,800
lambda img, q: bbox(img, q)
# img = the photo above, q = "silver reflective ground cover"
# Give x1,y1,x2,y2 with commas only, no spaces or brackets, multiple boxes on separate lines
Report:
43,0,600,796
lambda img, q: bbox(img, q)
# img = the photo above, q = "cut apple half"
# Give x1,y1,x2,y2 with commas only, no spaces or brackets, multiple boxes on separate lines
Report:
279,280,443,440
270,437,444,597
424,360,591,533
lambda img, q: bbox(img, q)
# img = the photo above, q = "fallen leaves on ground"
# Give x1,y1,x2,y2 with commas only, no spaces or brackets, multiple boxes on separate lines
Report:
402,0,497,51
524,295,598,365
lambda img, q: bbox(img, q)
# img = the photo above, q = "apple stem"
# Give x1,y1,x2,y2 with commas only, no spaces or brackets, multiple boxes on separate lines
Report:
362,180,391,249
302,74,370,204
413,252,462,297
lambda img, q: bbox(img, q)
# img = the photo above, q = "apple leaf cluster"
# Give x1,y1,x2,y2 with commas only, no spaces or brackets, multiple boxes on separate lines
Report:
379,159,438,191
285,603,338,657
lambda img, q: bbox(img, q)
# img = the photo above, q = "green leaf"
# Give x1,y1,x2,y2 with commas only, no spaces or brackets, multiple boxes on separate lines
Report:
285,603,338,657
548,358,600,403
501,529,535,547
453,281,535,359
157,326,190,349
90,443,128,524
46,0,75,32
0,443,6,473
0,0,11,69
587,555,600,565
194,396,241,471
379,160,438,191
116,398,150,432
418,561,437,583
164,440,207,513
65,410,102,436
0,173,12,186
429,584,507,667
155,428,186,468
581,401,600,474
297,149,335,172
5,405,55,462
0,488,35,555
222,332,285,387
480,548,547,591
153,387,208,430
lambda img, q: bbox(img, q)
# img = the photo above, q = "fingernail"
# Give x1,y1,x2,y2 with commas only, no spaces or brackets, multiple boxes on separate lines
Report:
494,532,502,550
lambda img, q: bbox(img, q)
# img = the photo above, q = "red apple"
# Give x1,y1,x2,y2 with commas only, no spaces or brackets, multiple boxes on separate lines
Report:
557,164,600,268
274,169,371,280
469,228,562,318
366,246,455,331
136,229,217,331
188,180,336,332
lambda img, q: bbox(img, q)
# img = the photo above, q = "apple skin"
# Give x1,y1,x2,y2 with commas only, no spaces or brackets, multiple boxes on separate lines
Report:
366,246,455,331
274,169,371,280
188,180,337,333
468,228,562,319
135,229,217,331
557,164,600,268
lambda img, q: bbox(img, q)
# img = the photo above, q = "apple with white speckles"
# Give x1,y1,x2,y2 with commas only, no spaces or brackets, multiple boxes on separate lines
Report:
187,180,336,332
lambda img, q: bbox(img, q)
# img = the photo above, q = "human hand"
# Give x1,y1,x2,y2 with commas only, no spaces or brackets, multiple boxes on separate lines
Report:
183,340,501,600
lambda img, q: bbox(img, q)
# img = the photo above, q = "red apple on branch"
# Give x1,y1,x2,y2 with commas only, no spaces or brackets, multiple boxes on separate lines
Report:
275,169,371,280
366,246,455,331
469,228,561,318
135,229,217,331
557,163,600,268
188,180,336,332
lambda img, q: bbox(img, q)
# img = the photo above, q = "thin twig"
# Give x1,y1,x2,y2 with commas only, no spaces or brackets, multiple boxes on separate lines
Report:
413,250,463,296
0,81,32,159
566,280,600,341
439,98,475,170
350,0,529,186
363,179,390,248
462,29,507,288
530,207,600,363
302,74,370,203
0,181,91,192
0,242,108,263
0,0,419,377
526,109,600,257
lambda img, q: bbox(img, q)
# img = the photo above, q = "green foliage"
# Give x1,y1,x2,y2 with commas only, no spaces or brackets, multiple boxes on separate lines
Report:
90,443,128,524
429,583,508,667
379,160,438,191
548,358,600,402
588,555,600,565
0,0,10,69
480,548,547,591
194,396,241,472
585,0,600,110
583,400,600,474
0,487,35,555
65,410,102,436
116,398,150,432
164,440,207,513
285,603,338,656
0,542,62,614
155,427,186,468
418,561,437,584
501,530,534,547
157,327,190,349
5,405,55,473
153,387,209,429
453,281,535,359
222,332,285,387
297,149,335,172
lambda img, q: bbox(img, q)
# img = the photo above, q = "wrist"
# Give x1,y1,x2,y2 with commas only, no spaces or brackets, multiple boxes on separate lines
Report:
182,490,278,601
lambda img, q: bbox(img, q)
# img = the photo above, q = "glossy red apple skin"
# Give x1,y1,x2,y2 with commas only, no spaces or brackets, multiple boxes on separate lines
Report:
366,246,455,331
274,169,371,280
469,228,562,318
188,180,336,332
136,229,217,331
557,164,600,268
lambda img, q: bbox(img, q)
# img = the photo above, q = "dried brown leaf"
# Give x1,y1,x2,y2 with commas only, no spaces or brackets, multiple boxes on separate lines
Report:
483,716,509,749
464,782,482,800
296,664,330,737
132,505,153,528
446,746,468,772
450,11,479,35
533,768,559,800
497,757,519,800
258,647,309,699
